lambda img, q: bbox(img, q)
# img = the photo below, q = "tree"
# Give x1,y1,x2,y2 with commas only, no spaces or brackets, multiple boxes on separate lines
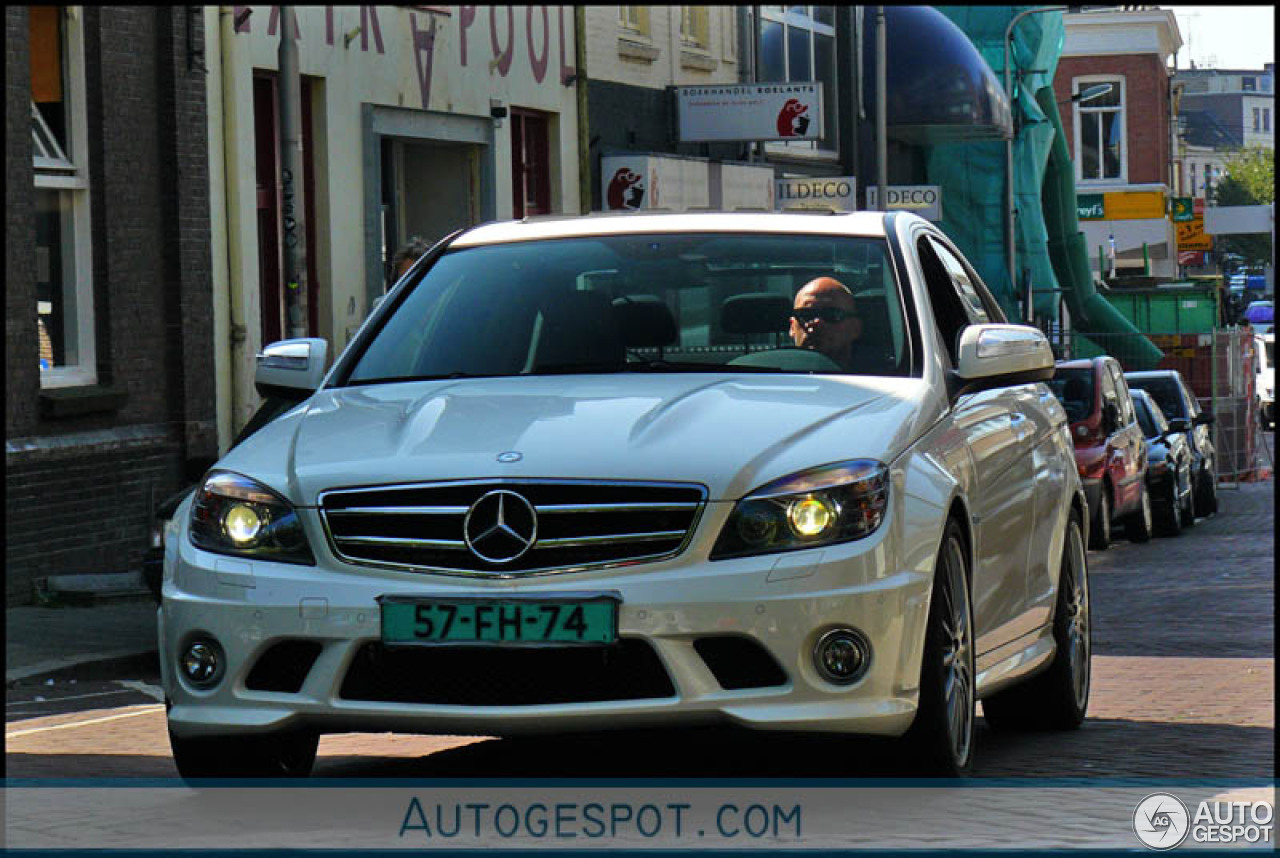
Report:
1211,147,1274,271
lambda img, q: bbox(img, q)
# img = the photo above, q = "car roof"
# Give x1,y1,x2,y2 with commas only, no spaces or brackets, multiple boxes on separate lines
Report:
1056,358,1105,370
1125,370,1181,379
451,211,897,247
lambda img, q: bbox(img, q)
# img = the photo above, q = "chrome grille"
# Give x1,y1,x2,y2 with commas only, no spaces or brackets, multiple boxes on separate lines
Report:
319,480,707,576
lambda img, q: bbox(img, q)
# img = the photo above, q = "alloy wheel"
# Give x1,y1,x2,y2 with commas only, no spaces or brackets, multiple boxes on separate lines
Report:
939,537,974,766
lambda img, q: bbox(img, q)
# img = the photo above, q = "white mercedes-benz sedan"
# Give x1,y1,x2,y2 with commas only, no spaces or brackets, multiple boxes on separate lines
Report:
161,211,1090,778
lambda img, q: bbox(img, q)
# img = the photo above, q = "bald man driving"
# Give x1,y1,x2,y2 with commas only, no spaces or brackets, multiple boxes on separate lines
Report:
789,277,863,370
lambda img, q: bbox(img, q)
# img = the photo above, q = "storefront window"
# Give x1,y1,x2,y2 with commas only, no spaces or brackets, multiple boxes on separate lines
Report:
30,6,95,387
756,6,837,152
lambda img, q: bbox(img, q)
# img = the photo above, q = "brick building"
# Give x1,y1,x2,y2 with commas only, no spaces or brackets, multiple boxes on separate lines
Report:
1053,8,1183,279
5,6,215,603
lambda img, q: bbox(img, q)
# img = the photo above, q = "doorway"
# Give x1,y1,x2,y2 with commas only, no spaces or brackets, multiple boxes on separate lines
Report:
253,72,320,344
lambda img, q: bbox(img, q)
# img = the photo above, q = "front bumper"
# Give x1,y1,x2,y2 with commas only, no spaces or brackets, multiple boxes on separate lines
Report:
161,505,933,742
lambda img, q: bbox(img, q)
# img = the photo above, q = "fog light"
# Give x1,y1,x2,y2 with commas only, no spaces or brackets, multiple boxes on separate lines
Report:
814,628,871,685
181,639,223,686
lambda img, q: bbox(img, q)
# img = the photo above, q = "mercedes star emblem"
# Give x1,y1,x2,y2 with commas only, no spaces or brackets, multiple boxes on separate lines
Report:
463,490,538,563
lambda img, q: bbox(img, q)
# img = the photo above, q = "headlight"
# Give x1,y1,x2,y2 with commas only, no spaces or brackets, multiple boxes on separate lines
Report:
711,460,889,560
190,471,314,565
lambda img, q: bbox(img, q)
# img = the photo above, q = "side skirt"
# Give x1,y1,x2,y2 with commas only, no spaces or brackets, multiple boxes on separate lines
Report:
974,624,1056,699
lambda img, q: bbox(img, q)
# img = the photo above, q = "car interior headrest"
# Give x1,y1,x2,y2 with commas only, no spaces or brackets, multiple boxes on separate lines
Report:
612,295,677,348
721,293,793,335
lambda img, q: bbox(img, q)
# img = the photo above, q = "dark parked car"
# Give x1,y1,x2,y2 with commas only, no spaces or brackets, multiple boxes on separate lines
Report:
1124,369,1217,517
1048,357,1151,550
1130,389,1195,536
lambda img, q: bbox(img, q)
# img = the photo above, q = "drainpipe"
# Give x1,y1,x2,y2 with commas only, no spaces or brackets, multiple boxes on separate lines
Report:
278,5,309,340
574,7,590,213
875,7,887,203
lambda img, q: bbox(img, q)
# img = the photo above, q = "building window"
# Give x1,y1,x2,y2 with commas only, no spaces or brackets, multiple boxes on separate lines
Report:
680,6,710,51
1265,108,1272,133
722,8,737,62
756,6,837,151
618,6,649,38
30,6,95,388
1074,76,1124,183
1253,107,1261,131
1189,163,1197,196
1242,76,1257,92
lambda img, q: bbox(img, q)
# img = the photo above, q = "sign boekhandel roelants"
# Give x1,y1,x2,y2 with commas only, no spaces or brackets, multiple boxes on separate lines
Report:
675,82,824,143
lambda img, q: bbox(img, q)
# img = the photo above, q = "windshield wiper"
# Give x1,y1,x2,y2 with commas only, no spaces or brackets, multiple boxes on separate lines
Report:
343,372,501,387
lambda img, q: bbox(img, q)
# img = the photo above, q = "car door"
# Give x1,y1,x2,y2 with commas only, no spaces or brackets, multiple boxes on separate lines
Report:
918,232,1038,653
1107,361,1146,515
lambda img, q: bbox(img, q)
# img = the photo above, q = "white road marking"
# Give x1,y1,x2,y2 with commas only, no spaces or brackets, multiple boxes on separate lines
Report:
5,705,164,739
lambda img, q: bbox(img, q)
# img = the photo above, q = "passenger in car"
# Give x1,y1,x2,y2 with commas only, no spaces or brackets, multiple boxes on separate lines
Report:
789,277,864,370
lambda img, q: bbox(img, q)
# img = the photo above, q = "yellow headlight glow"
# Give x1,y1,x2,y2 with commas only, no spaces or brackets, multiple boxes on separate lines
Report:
788,496,835,538
223,503,263,546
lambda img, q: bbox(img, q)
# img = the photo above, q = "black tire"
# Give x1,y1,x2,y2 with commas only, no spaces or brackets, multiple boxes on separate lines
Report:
904,518,975,777
981,509,1091,731
1195,468,1218,517
1179,466,1196,530
1156,479,1182,537
1124,484,1153,543
1087,488,1110,551
169,727,319,781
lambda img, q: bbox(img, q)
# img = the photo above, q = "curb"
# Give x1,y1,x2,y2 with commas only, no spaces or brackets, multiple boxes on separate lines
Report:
6,649,160,686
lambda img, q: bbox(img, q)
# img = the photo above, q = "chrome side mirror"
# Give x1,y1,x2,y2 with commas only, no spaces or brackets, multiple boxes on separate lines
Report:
255,338,329,398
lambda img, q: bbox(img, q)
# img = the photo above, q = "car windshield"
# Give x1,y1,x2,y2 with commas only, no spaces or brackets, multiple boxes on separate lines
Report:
1127,377,1185,421
344,233,911,385
1131,394,1160,438
1047,367,1094,423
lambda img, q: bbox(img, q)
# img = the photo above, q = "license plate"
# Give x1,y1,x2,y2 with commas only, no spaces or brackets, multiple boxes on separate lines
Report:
379,595,618,646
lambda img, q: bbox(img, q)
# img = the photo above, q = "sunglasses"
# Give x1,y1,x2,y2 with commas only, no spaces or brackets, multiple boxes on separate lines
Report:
792,307,855,324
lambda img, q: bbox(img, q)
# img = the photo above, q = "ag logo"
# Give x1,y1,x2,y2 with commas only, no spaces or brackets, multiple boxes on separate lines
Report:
1133,793,1190,850
607,167,646,211
776,98,811,137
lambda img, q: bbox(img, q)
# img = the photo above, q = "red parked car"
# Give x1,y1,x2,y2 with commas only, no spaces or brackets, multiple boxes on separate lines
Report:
1048,357,1151,550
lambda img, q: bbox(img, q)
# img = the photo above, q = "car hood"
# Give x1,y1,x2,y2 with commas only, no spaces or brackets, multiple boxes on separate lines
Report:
219,374,931,504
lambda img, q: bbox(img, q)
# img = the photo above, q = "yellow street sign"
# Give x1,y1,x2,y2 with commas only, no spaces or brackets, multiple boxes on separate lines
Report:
1176,216,1213,251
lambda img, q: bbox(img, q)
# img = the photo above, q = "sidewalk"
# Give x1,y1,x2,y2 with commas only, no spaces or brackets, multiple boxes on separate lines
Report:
5,467,1273,686
6,598,159,684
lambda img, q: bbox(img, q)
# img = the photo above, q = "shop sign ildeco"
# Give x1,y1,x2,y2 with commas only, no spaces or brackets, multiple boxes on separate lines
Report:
865,185,942,222
776,177,856,212
675,83,824,143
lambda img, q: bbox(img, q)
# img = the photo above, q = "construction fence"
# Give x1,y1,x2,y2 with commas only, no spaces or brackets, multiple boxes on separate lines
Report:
1053,326,1270,485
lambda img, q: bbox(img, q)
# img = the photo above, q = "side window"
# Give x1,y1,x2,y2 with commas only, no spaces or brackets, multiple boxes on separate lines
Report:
1110,365,1136,425
927,237,990,324
1099,367,1119,429
916,235,971,367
